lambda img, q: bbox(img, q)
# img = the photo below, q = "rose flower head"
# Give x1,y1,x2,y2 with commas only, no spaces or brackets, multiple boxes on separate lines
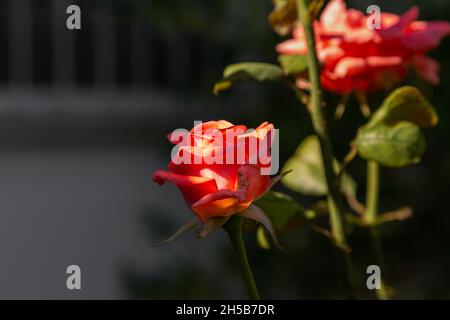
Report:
153,120,277,223
276,0,450,94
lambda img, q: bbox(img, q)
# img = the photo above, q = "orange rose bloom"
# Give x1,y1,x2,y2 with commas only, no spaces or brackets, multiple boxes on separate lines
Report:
277,0,450,93
153,121,274,222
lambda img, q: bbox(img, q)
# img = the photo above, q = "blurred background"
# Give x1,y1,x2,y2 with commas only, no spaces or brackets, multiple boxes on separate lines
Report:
0,0,448,299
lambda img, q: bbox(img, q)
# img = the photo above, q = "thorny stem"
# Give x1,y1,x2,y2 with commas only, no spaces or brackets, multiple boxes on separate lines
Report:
296,0,357,298
297,0,356,298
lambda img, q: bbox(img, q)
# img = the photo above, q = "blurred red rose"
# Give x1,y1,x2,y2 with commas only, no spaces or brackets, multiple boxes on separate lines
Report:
153,121,274,223
276,0,450,94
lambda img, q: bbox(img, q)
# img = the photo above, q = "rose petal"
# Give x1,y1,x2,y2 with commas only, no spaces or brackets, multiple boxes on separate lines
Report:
334,57,366,78
380,13,400,29
190,120,234,134
192,198,248,223
380,6,419,38
321,0,348,33
192,189,246,209
413,55,440,84
366,56,402,68
276,38,307,55
153,170,219,207
237,165,270,202
236,123,274,167
403,21,450,51
344,27,375,43
321,70,354,94
318,44,345,64
153,170,213,186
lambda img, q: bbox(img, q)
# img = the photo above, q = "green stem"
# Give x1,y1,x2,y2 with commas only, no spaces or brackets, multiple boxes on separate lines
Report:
365,160,389,300
224,216,260,300
328,196,356,299
296,0,356,298
366,161,379,225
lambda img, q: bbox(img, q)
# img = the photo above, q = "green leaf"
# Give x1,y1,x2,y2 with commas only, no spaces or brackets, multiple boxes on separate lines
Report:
355,121,426,167
278,55,308,75
256,226,271,250
213,62,283,95
254,190,304,230
354,86,437,167
368,86,438,129
212,81,232,95
281,135,357,196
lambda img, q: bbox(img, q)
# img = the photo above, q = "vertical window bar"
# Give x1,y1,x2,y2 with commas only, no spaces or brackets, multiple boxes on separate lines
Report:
51,0,76,87
9,0,34,86
93,3,116,87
